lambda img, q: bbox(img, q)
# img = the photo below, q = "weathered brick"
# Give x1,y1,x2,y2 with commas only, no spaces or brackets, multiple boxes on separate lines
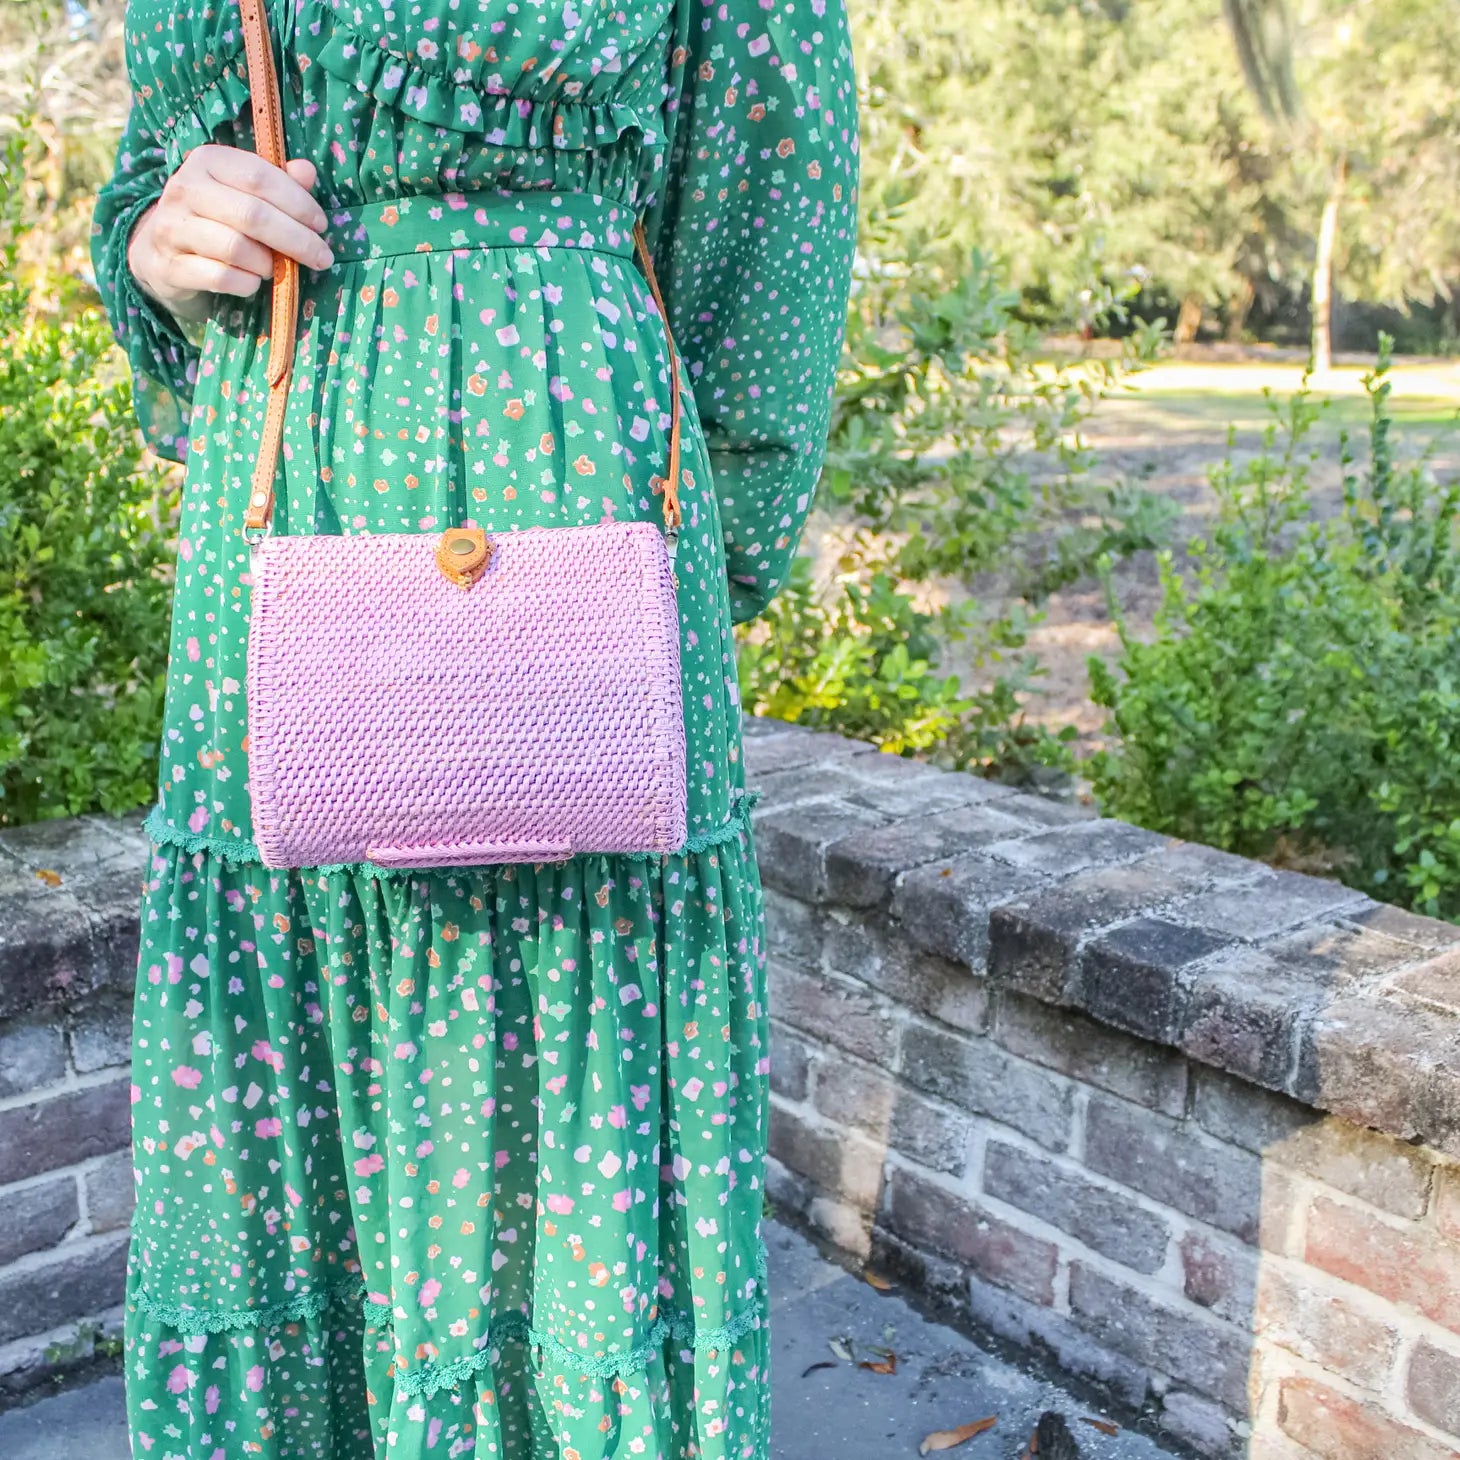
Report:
754,801,892,902
768,1100,884,1212
1434,1165,1460,1244
741,724,869,779
1191,1068,1312,1154
825,803,1029,908
1305,1195,1460,1336
751,761,879,811
69,996,133,1075
813,1059,973,1176
1079,917,1229,1044
1407,1339,1460,1439
823,918,989,1034
901,1019,1073,1152
988,856,1215,1004
958,1263,1149,1409
761,888,826,970
1084,1096,1263,1243
0,1234,130,1346
1277,1376,1454,1460
0,1176,79,1265
1179,953,1305,1090
891,854,1047,973
1346,902,1460,953
989,788,1096,828
768,959,901,1068
768,1020,814,1101
1254,1266,1398,1392
1387,949,1460,1018
84,1151,136,1235
1265,1118,1436,1221
1295,994,1460,1162
1171,871,1371,943
984,1141,1170,1274
0,1022,67,1099
0,1078,133,1187
992,994,1188,1117
1160,1390,1239,1458
984,818,1168,876
1180,1230,1258,1324
879,1163,1058,1306
1068,1261,1250,1411
1267,922,1427,995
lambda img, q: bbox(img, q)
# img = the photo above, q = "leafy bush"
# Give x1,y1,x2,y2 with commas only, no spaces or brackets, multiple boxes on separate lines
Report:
0,132,177,825
738,242,1165,786
1088,344,1460,921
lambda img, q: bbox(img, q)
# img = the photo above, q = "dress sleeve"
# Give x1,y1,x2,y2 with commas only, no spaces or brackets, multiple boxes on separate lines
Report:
90,103,198,464
647,0,860,624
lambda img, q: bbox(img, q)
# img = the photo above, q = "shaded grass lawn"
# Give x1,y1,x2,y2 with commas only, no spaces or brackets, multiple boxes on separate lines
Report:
1106,358,1460,432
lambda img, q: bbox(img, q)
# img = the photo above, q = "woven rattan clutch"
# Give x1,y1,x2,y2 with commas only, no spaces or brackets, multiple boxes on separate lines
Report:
237,0,687,868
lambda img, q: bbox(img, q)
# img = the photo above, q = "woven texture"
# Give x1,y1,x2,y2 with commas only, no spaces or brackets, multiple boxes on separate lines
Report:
246,520,686,867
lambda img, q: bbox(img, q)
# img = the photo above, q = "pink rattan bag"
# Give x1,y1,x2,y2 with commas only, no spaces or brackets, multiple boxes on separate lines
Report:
237,0,686,869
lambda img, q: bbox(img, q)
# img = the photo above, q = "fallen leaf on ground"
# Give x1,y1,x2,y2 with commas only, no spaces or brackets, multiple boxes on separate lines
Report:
918,1416,997,1454
800,1360,836,1378
863,1268,894,1292
34,869,62,887
827,1337,854,1363
1081,1418,1119,1436
857,1351,897,1375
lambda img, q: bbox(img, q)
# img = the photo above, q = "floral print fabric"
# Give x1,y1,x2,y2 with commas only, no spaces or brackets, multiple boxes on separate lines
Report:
91,0,858,1454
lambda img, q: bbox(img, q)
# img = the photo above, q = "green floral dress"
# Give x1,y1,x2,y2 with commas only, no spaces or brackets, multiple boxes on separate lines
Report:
90,0,857,1454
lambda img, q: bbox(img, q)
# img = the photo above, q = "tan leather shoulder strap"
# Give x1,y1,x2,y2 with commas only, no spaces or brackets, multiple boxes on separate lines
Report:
236,0,681,540
238,0,297,536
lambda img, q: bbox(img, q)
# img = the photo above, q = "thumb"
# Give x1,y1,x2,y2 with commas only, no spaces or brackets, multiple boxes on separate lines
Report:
285,158,319,192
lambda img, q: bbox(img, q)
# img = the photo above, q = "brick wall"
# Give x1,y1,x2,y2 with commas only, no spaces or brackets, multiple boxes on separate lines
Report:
746,719,1460,1459
3,731,1460,1454
0,813,146,1398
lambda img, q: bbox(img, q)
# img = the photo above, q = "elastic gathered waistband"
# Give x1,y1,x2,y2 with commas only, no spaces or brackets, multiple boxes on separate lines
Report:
324,190,639,263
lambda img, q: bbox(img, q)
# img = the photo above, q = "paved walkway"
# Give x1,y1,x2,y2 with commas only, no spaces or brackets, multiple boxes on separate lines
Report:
0,1222,1179,1459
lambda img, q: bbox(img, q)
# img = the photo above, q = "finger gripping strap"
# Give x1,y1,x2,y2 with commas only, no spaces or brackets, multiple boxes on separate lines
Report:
235,0,682,539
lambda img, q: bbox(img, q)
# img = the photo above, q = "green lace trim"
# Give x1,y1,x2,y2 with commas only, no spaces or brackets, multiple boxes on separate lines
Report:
133,1276,367,1333
389,1290,768,1399
143,792,759,875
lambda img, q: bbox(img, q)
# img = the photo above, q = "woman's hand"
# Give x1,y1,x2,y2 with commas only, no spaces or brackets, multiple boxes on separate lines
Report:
128,146,335,323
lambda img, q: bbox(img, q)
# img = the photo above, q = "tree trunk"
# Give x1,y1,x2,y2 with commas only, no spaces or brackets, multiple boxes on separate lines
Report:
1312,154,1347,373
1226,277,1256,342
1175,292,1205,345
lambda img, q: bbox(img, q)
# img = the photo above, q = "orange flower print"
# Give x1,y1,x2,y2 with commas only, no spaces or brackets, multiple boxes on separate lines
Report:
749,103,766,121
808,160,822,179
380,205,399,226
504,398,525,420
572,454,595,476
467,373,486,395
777,137,795,158
538,432,554,454
382,287,399,307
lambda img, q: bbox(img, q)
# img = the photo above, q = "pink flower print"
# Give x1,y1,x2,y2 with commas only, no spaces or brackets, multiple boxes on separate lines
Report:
630,1084,651,1111
608,1104,627,1128
186,806,209,835
682,1077,704,1101
245,1365,265,1393
354,1153,385,1177
453,1168,471,1188
205,1385,221,1414
251,1040,284,1073
185,636,200,662
254,1117,282,1138
546,1193,574,1214
418,1278,442,1307
172,1066,203,1089
166,1365,193,1394
612,1188,633,1213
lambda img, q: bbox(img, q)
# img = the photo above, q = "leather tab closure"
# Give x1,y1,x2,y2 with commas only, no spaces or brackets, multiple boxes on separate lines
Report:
436,527,492,588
